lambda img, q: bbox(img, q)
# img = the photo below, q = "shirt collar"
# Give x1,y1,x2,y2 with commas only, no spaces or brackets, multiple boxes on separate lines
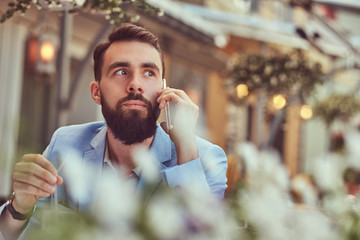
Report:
104,138,141,176
100,122,173,167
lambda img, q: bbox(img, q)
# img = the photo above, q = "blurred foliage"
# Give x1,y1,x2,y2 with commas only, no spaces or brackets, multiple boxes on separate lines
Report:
227,50,323,105
29,210,99,240
17,138,360,240
0,0,31,23
0,0,163,25
227,140,360,240
313,94,360,126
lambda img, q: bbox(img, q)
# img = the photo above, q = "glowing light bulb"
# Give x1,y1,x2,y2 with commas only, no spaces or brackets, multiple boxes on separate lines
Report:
273,94,286,109
40,41,55,63
236,84,249,98
300,105,313,120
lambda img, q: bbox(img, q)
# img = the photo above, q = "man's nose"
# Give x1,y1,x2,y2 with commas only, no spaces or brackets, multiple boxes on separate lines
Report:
127,75,143,94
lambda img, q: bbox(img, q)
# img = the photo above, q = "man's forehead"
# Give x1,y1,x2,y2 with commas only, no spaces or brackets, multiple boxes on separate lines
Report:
104,41,161,62
102,41,162,73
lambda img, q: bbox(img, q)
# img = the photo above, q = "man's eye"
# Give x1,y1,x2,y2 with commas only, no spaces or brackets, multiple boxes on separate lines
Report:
145,71,154,77
116,69,126,75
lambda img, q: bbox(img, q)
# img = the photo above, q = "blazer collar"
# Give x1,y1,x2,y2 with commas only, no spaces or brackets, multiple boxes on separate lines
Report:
149,122,173,165
79,122,173,210
91,122,174,165
90,124,107,150
78,124,107,211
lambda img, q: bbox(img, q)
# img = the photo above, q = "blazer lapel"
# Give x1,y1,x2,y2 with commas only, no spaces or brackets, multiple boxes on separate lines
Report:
136,124,175,202
77,123,175,208
78,125,107,211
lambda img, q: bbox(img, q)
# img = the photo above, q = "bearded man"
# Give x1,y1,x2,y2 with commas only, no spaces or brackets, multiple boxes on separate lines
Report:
0,23,228,240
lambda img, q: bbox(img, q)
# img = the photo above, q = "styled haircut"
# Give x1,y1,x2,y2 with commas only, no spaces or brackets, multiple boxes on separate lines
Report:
93,23,165,82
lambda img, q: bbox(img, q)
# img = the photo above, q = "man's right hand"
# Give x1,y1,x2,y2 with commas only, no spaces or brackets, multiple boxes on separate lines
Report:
11,154,63,214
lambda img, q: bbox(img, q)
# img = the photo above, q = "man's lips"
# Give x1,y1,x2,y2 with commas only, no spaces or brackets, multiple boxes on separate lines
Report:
122,100,147,110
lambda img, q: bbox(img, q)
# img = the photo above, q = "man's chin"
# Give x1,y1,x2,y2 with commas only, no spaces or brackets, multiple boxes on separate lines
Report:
121,107,148,117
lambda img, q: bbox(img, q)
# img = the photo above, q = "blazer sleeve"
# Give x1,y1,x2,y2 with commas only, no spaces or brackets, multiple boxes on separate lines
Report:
161,144,228,198
0,203,41,240
0,132,58,240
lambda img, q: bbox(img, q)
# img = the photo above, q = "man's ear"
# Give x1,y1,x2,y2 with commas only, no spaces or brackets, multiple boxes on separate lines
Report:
90,81,101,105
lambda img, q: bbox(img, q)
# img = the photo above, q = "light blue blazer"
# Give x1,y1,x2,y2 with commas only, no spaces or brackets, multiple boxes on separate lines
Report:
0,121,227,239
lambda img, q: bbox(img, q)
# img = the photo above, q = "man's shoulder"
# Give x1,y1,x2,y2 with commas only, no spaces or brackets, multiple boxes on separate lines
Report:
195,135,226,157
46,121,107,157
195,135,218,149
50,121,106,148
55,121,106,136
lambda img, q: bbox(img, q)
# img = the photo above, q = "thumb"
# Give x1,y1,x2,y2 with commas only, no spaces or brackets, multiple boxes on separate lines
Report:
56,175,64,185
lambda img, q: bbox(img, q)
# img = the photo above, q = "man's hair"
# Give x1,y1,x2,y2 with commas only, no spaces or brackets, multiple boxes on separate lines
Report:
93,23,165,82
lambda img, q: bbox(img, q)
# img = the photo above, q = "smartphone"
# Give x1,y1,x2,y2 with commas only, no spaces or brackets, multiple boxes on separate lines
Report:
163,78,171,130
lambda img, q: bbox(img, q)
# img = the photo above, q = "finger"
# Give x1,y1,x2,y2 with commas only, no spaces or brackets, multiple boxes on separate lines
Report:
159,93,199,114
13,181,52,198
14,162,57,185
13,172,56,194
171,89,193,104
159,88,194,105
158,92,187,109
158,89,198,111
56,176,63,185
22,154,58,176
157,88,177,106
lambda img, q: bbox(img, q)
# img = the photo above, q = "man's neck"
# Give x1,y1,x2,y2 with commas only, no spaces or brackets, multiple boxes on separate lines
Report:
106,128,154,169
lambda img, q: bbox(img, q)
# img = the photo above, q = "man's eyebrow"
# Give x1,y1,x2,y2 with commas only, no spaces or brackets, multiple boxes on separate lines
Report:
107,62,129,75
142,62,160,73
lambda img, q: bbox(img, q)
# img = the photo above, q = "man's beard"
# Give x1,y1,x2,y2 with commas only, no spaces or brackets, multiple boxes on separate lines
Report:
101,92,160,145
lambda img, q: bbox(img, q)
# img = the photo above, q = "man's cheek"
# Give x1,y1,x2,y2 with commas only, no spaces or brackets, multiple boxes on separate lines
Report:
152,99,159,110
145,94,157,107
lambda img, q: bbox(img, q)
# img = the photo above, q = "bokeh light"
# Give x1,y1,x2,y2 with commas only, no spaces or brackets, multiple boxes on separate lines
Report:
300,105,313,120
40,41,55,63
236,84,249,98
272,94,286,109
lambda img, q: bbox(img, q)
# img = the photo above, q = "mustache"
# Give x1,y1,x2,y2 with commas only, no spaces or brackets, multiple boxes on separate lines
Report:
116,93,152,110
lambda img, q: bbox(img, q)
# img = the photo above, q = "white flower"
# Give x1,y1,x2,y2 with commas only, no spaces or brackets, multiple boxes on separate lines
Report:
236,142,290,191
241,185,292,240
291,176,318,206
259,150,290,191
344,130,360,170
323,194,352,216
147,195,185,239
236,142,260,175
349,195,360,214
287,208,338,240
94,166,139,228
132,146,160,183
74,0,86,6
60,149,97,207
174,182,234,238
312,154,345,191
